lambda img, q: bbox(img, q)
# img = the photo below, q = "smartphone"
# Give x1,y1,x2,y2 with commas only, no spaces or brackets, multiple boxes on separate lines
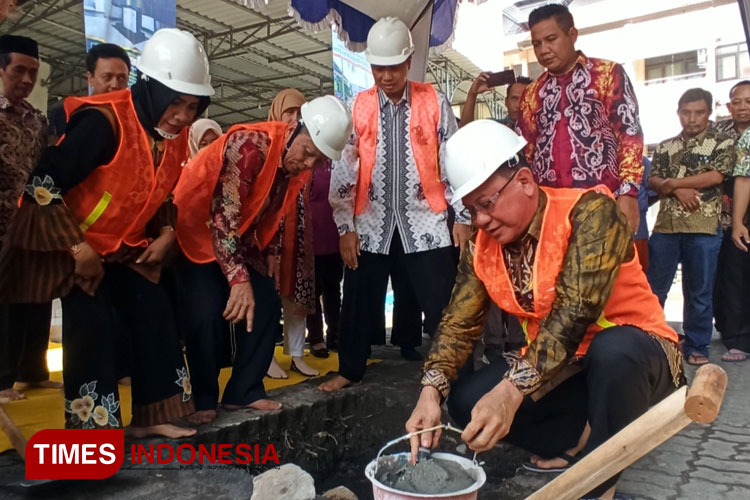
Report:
485,69,517,88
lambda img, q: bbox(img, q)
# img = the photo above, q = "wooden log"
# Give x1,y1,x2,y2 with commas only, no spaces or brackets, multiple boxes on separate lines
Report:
685,364,728,423
0,406,26,460
526,364,728,500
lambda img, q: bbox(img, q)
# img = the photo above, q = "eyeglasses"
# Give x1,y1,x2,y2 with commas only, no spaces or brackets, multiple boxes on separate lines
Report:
465,167,520,217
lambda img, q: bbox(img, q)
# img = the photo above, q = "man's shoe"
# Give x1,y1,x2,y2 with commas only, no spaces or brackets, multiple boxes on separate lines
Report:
400,346,423,361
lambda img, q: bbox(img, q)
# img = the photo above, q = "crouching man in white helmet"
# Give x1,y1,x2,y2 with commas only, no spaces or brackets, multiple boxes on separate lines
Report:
321,17,472,392
405,121,684,500
171,96,352,424
0,29,214,438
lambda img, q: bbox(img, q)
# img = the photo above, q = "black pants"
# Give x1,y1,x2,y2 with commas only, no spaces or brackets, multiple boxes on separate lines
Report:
0,301,52,390
714,229,750,352
389,261,424,349
447,326,678,497
338,234,457,382
306,253,343,348
62,264,188,428
177,260,280,410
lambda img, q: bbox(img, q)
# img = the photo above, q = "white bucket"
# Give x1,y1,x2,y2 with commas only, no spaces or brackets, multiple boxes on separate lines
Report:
364,452,486,500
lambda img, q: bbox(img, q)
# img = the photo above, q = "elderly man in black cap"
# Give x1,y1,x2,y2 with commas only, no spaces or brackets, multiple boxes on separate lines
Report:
0,34,58,401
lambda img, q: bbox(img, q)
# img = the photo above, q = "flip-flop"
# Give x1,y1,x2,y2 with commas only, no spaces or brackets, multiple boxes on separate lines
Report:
721,349,749,362
686,353,709,366
522,452,578,473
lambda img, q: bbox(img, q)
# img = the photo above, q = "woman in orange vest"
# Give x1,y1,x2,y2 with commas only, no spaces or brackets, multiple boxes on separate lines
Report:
405,121,684,500
172,96,352,425
0,29,214,438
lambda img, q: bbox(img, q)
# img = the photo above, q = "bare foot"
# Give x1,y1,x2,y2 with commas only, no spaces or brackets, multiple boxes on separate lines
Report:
291,356,319,377
266,357,288,379
318,375,354,392
186,410,217,425
15,380,63,390
118,377,132,386
126,423,196,439
0,388,26,401
224,399,282,411
529,422,590,470
530,455,574,469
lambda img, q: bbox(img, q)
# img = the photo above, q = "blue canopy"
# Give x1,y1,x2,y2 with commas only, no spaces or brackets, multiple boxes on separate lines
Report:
288,0,460,54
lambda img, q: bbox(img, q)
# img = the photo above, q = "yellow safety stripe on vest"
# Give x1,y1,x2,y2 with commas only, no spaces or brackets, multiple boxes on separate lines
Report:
596,312,617,330
79,191,112,232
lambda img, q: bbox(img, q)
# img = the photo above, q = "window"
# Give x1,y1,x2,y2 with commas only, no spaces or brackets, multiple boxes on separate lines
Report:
716,43,750,81
645,51,704,82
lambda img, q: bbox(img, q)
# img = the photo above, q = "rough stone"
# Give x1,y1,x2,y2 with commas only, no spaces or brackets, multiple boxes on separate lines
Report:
250,464,316,500
321,485,359,500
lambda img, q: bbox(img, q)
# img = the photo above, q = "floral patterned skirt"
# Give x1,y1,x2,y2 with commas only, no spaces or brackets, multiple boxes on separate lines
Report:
61,263,193,429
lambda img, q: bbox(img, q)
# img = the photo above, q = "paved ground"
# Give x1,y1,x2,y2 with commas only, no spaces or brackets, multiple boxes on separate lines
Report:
617,334,750,500
491,331,750,500
1,321,746,500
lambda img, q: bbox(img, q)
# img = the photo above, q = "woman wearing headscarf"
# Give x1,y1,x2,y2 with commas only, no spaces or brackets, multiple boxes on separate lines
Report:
188,118,223,158
265,89,321,379
0,29,214,438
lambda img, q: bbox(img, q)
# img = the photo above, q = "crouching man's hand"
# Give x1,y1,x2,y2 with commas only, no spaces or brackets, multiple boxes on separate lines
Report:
406,386,444,465
462,379,523,453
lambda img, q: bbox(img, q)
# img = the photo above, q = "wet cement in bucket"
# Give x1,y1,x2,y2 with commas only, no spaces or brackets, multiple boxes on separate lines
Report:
374,454,476,495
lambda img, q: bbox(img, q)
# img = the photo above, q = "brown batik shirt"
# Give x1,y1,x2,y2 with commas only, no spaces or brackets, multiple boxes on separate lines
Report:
0,93,47,243
421,191,682,399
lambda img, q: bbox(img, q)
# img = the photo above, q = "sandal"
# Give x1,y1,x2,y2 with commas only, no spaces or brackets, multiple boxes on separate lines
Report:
522,452,578,473
686,353,709,366
721,348,749,362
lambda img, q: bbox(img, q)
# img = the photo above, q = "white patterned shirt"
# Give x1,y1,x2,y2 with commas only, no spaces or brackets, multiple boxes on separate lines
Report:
329,84,468,255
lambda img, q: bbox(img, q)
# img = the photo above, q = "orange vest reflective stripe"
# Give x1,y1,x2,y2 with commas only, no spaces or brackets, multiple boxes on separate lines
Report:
473,186,678,357
173,122,290,264
62,89,189,255
352,81,448,215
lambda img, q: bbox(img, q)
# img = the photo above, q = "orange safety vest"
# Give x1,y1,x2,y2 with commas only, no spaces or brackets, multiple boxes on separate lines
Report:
62,89,189,255
473,186,678,357
173,122,292,264
352,81,448,215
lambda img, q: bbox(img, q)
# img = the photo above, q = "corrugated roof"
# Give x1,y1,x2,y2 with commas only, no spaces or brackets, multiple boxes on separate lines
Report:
0,0,486,125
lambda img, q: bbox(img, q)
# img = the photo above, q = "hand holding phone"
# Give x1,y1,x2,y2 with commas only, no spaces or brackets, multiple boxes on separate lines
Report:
485,69,517,88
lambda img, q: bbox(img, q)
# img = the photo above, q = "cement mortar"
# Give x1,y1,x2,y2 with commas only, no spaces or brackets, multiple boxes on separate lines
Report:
375,454,475,495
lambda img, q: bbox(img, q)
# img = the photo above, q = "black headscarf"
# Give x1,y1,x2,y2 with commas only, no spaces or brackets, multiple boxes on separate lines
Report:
130,72,211,141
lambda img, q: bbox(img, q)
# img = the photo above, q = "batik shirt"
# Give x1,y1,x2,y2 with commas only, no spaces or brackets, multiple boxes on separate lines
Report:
421,191,682,399
516,52,643,197
0,93,47,242
329,85,469,255
210,130,287,285
734,127,750,177
711,119,743,229
651,129,734,235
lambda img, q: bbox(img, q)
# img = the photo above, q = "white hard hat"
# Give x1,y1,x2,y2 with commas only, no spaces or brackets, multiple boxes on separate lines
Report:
136,28,214,96
300,95,353,161
365,17,415,66
446,120,528,201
